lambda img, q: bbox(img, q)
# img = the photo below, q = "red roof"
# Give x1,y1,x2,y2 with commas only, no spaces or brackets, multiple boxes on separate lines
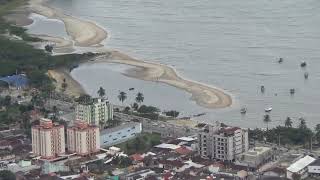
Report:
175,146,192,155
130,153,144,161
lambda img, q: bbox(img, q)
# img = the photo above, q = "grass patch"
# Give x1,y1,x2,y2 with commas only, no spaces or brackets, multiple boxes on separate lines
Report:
115,132,161,155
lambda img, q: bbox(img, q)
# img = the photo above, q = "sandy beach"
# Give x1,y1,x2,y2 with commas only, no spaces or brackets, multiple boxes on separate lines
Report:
26,0,233,109
48,69,86,97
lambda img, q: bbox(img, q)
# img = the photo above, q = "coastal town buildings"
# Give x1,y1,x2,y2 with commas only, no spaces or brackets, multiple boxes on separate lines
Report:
236,146,274,169
198,122,249,161
67,121,100,156
76,98,113,127
308,159,320,177
100,122,142,147
31,118,65,159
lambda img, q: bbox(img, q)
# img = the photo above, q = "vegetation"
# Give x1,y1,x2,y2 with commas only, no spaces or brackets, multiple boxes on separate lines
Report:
250,117,320,147
263,114,271,130
0,170,15,180
118,91,127,104
97,86,106,98
135,92,144,104
164,110,180,118
115,133,161,155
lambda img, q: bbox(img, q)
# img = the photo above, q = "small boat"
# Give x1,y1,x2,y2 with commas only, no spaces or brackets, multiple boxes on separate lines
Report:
129,88,135,91
265,107,272,112
278,58,283,63
290,88,295,95
240,107,247,114
300,61,307,67
304,72,309,79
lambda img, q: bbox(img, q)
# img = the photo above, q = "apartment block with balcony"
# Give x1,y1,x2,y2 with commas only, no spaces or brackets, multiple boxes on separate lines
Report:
76,98,113,127
198,122,248,161
67,121,100,156
31,118,65,159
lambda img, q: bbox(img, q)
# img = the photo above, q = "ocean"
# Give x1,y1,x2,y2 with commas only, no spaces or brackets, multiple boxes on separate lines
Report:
34,0,320,128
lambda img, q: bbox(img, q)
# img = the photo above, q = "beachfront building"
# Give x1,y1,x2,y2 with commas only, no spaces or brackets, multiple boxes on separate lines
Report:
67,121,100,156
76,98,113,127
100,122,142,147
31,118,65,159
198,122,249,161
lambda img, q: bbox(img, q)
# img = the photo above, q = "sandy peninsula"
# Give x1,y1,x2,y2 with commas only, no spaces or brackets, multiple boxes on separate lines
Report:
27,0,233,109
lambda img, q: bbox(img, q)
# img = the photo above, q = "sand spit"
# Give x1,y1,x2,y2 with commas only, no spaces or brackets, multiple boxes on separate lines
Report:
29,0,107,47
28,0,233,108
93,51,232,108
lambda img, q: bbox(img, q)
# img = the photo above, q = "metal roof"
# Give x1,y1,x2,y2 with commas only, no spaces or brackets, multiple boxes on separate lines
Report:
287,155,316,173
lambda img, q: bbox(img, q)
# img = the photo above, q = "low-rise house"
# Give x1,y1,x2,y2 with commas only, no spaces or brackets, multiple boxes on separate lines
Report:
286,155,316,179
100,122,142,147
308,159,320,177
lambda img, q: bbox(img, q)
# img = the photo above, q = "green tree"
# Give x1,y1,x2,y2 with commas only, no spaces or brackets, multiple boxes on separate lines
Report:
0,170,15,180
135,92,144,104
97,86,106,98
263,114,271,130
285,117,293,128
315,124,320,143
132,102,139,111
118,91,127,104
3,95,11,106
298,117,307,129
61,78,68,92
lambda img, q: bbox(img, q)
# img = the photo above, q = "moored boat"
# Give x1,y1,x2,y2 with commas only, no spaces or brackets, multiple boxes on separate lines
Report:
265,107,272,112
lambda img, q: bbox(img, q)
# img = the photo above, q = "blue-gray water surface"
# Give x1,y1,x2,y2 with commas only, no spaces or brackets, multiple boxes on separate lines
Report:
48,0,320,128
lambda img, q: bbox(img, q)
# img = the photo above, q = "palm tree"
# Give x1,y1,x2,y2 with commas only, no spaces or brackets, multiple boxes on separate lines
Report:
298,117,307,129
97,87,106,98
118,91,127,104
285,117,293,128
135,92,144,104
263,114,271,130
61,78,68,92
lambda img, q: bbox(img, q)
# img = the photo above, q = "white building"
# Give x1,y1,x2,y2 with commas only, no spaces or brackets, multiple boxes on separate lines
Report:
100,122,142,147
287,155,316,179
67,121,100,156
198,122,249,161
308,159,320,177
31,118,65,159
76,98,113,127
236,146,273,169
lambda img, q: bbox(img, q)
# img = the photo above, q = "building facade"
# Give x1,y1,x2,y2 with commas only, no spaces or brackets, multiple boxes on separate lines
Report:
31,118,65,159
67,121,100,156
308,159,320,177
100,122,142,147
76,98,113,127
198,122,249,161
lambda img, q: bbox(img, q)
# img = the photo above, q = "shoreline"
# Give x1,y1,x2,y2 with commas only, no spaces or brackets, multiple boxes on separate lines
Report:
26,0,233,109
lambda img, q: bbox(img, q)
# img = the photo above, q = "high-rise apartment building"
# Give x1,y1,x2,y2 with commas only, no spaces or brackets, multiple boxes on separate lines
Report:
67,121,100,155
31,118,65,159
76,98,113,126
198,122,249,161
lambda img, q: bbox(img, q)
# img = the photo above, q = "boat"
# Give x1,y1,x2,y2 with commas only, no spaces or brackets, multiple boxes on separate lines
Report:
240,107,247,114
304,72,309,79
290,88,295,95
278,58,283,63
300,61,307,67
129,88,135,91
265,107,272,112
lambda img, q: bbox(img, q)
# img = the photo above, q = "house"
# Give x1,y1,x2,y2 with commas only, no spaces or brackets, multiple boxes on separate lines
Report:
308,159,320,177
287,155,316,179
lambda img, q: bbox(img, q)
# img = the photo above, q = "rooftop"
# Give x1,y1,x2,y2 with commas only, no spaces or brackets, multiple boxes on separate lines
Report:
100,122,141,135
309,158,320,166
287,155,316,173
